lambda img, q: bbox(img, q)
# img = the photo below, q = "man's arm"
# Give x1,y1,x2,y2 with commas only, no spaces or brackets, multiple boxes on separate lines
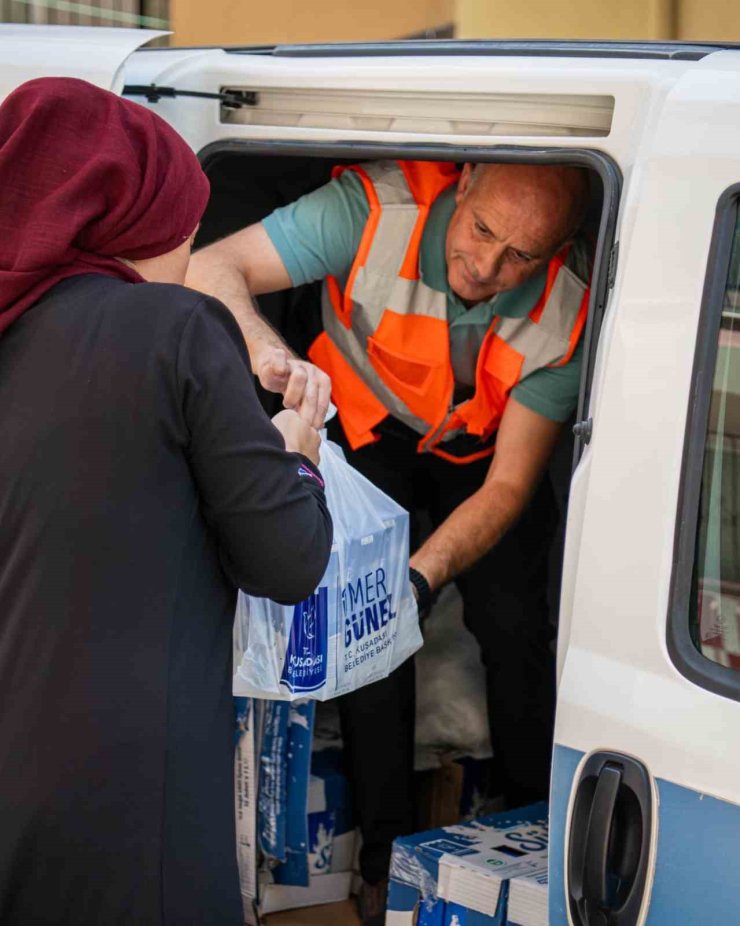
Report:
187,223,331,429
410,398,563,591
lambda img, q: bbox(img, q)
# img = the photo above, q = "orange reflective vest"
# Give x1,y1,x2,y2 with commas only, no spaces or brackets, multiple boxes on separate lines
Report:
308,160,590,464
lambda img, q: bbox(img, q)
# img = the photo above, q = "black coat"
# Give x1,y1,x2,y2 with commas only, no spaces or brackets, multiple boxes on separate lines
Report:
0,275,332,925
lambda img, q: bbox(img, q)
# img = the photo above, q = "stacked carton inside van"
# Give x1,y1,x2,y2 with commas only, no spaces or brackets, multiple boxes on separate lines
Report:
233,697,357,922
506,864,548,926
386,802,548,926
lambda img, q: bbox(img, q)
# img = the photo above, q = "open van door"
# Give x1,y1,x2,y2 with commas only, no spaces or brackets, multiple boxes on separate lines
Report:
551,50,740,925
0,25,165,102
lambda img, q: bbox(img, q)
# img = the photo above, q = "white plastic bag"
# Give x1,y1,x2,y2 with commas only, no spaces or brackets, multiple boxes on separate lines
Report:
414,585,492,768
233,439,423,700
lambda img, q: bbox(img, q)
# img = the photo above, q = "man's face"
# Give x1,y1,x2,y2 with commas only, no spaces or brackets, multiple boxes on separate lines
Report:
445,164,571,305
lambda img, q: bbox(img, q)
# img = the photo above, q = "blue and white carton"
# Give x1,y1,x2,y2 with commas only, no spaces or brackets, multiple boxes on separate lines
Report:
234,697,357,922
505,862,548,926
234,698,259,924
386,803,548,926
306,748,356,876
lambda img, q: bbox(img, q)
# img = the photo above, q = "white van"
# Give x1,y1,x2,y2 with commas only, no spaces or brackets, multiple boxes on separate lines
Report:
3,24,740,924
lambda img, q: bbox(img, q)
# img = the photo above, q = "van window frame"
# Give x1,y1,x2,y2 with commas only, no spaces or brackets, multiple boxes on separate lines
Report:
199,140,621,465
668,183,740,702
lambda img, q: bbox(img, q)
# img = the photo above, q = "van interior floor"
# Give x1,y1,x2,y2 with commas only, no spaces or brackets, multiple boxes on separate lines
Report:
263,900,360,925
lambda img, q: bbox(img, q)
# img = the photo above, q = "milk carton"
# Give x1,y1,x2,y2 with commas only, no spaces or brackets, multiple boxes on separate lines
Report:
505,862,548,926
386,803,548,926
234,697,357,921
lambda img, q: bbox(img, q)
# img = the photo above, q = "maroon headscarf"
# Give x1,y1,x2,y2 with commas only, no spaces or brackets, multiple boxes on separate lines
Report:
0,77,210,335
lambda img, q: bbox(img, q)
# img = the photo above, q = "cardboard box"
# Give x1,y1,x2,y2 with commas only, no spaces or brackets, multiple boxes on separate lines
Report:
386,803,548,926
505,862,548,926
234,698,357,922
444,903,498,925
234,698,258,914
259,870,355,915
415,756,502,831
273,747,356,885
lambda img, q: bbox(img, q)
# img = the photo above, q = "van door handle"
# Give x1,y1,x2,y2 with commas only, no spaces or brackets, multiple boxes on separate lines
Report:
567,752,654,926
583,764,622,912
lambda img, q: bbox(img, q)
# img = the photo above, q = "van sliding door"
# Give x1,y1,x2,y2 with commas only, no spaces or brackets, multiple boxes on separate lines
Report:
551,51,740,926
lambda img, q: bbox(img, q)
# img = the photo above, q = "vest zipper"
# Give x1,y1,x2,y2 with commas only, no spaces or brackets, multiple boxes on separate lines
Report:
420,402,455,453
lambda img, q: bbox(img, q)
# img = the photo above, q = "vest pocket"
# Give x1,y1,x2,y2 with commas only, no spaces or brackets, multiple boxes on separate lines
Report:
367,334,452,424
367,336,435,392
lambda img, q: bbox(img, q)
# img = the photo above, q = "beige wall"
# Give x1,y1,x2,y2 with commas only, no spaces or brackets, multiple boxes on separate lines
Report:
456,0,740,43
171,0,454,46
171,0,740,52
678,0,740,41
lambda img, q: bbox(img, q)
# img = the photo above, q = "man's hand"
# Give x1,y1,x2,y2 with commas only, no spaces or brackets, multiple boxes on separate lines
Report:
186,224,333,428
255,346,332,430
410,398,563,591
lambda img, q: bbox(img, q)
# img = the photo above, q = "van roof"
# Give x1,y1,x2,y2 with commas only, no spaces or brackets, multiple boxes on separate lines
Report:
198,39,740,62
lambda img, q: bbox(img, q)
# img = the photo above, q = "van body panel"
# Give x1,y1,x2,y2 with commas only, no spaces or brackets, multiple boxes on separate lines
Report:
123,50,692,169
0,25,164,102
550,744,740,925
555,54,740,799
553,52,740,924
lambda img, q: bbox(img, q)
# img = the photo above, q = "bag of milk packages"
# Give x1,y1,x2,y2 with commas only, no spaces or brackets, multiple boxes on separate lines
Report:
233,439,422,701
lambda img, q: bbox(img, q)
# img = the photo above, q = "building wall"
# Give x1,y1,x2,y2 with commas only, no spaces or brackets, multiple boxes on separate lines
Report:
678,0,740,42
0,0,167,28
171,0,453,46
456,0,740,43
4,0,734,46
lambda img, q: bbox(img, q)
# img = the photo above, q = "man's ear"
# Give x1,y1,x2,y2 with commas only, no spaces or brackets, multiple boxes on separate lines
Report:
455,163,474,205
553,235,575,259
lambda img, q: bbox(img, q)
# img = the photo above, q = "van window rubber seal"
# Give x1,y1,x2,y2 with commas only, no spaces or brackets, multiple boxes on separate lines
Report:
668,183,740,703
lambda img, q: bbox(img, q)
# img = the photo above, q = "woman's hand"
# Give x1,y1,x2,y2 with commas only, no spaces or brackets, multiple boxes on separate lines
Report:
271,410,321,466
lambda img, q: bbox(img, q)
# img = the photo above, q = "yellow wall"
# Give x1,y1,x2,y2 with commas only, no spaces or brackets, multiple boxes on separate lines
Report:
171,0,740,50
456,0,740,43
678,0,740,41
171,0,454,46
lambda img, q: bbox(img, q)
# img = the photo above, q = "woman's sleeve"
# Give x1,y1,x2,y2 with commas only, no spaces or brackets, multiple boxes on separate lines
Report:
177,295,333,602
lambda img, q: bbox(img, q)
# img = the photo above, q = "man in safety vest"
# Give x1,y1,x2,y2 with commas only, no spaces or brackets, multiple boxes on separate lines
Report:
188,159,590,924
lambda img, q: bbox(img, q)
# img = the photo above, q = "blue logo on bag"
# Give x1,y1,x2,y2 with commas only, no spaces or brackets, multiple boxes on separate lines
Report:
280,587,328,693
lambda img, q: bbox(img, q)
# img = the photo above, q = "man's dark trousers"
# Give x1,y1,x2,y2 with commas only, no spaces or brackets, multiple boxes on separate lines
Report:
327,416,559,885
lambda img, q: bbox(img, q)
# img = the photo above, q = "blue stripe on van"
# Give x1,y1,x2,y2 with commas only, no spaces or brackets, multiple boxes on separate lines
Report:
549,743,740,924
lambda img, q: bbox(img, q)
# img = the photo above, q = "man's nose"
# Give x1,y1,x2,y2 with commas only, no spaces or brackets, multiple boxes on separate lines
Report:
471,243,506,283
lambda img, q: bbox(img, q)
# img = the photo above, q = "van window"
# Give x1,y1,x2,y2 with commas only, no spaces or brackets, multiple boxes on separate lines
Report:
691,204,740,671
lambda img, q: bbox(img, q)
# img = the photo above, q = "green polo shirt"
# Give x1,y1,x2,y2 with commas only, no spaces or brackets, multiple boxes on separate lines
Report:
263,170,587,422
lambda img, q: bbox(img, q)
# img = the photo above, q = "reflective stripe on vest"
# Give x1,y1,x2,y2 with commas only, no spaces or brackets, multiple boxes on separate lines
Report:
308,160,590,461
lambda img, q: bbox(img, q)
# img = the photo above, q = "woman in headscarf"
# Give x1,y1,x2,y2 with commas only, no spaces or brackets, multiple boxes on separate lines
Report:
0,77,332,925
